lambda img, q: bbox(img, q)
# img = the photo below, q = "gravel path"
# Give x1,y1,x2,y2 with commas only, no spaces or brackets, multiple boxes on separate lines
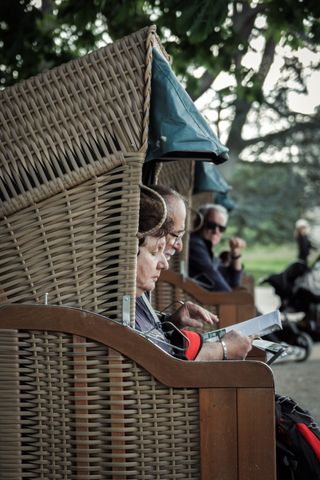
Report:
255,286,320,423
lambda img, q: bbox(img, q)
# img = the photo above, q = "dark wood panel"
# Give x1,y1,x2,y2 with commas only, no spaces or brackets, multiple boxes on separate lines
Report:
200,388,238,480
238,388,276,480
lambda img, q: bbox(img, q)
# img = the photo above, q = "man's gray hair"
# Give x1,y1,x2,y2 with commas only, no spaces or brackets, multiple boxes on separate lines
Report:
198,203,229,224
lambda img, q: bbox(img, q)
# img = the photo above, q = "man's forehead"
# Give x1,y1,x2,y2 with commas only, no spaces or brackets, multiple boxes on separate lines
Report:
171,200,186,230
208,209,226,224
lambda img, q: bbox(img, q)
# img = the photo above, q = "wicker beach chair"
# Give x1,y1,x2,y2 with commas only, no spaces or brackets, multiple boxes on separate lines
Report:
0,303,275,479
0,26,165,323
0,26,275,479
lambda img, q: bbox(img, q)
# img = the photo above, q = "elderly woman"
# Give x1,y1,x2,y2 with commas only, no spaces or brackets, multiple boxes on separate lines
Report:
135,186,252,361
135,186,172,354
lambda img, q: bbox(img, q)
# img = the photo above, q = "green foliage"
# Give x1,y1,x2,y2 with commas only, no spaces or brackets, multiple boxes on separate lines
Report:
173,0,229,44
0,0,319,237
2,0,319,102
227,161,310,245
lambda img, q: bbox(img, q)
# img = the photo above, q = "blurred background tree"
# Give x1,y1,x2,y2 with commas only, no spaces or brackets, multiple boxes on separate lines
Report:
228,161,309,244
1,0,319,245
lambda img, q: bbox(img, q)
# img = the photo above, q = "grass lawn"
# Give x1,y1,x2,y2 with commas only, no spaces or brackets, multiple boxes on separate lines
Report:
241,243,297,284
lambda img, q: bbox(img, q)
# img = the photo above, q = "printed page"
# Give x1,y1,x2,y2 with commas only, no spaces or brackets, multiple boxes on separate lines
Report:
252,338,287,365
202,310,282,342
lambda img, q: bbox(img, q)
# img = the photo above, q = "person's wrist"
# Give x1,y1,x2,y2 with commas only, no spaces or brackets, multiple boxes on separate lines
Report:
220,339,228,360
231,254,241,260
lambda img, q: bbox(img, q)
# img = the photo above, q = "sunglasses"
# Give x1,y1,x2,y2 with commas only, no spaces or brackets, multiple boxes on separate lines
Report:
205,220,226,233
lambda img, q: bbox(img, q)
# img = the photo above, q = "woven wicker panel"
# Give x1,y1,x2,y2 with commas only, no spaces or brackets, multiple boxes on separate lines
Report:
0,26,168,207
156,159,194,272
153,159,195,310
0,154,142,323
0,329,200,479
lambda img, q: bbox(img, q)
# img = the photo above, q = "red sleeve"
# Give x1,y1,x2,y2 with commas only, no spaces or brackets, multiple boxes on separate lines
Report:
181,329,203,360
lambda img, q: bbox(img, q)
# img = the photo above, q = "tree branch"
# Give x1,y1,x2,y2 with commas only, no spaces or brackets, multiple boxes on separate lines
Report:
257,37,276,85
241,121,320,148
227,36,276,152
190,70,216,101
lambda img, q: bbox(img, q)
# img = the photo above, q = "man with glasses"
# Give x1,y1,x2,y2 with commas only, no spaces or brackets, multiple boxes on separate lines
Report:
150,184,217,330
189,204,246,291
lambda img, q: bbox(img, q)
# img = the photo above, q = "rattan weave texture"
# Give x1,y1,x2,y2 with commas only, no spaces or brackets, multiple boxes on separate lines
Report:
0,328,200,479
0,154,142,321
0,26,170,323
0,26,165,206
156,159,195,272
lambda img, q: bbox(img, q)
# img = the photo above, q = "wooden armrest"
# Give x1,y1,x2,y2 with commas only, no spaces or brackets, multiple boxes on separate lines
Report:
0,304,272,388
158,269,256,327
160,269,254,305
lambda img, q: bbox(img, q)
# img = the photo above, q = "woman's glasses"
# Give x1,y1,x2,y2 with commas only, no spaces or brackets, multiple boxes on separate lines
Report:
205,220,227,233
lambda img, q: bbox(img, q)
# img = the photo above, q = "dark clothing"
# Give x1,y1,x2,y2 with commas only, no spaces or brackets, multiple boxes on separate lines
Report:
296,234,313,263
136,294,173,354
135,294,202,360
188,232,242,292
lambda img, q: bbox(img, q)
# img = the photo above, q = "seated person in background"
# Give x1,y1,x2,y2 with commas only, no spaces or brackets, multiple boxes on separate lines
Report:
189,204,246,291
135,185,252,361
294,218,315,264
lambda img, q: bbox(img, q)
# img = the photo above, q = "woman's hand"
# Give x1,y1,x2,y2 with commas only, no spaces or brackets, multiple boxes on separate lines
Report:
169,301,219,329
194,330,252,361
222,330,252,360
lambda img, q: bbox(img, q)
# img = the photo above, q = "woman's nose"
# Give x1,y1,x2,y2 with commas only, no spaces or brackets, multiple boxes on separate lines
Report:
159,253,169,270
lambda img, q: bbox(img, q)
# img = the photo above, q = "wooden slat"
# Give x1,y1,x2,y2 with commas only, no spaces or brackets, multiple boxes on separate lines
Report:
238,388,276,480
200,388,237,480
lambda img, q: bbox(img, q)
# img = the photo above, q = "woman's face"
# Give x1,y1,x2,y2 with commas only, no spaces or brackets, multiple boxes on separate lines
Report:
136,236,169,297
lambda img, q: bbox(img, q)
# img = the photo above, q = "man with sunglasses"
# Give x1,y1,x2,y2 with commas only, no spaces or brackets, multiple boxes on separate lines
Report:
189,204,246,291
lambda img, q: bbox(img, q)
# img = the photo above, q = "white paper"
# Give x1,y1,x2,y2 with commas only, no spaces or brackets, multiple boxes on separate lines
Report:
202,309,282,342
252,339,287,365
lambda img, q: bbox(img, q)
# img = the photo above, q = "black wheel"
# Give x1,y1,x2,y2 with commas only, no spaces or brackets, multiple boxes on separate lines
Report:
297,319,320,342
294,332,313,362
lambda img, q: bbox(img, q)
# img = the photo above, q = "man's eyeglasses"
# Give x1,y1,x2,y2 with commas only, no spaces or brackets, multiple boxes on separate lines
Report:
205,220,226,233
168,231,185,245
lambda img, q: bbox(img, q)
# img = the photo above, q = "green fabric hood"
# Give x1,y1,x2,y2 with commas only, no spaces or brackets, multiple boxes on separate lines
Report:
146,49,229,164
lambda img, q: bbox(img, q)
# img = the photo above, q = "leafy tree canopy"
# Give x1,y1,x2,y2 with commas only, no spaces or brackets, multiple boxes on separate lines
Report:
1,0,319,241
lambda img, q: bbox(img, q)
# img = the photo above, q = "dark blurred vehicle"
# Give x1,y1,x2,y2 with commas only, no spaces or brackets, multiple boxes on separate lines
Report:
261,258,320,361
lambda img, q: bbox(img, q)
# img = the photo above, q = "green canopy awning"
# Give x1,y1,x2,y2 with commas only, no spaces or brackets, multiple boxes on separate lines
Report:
193,162,236,211
214,192,236,212
193,161,230,194
146,49,229,164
